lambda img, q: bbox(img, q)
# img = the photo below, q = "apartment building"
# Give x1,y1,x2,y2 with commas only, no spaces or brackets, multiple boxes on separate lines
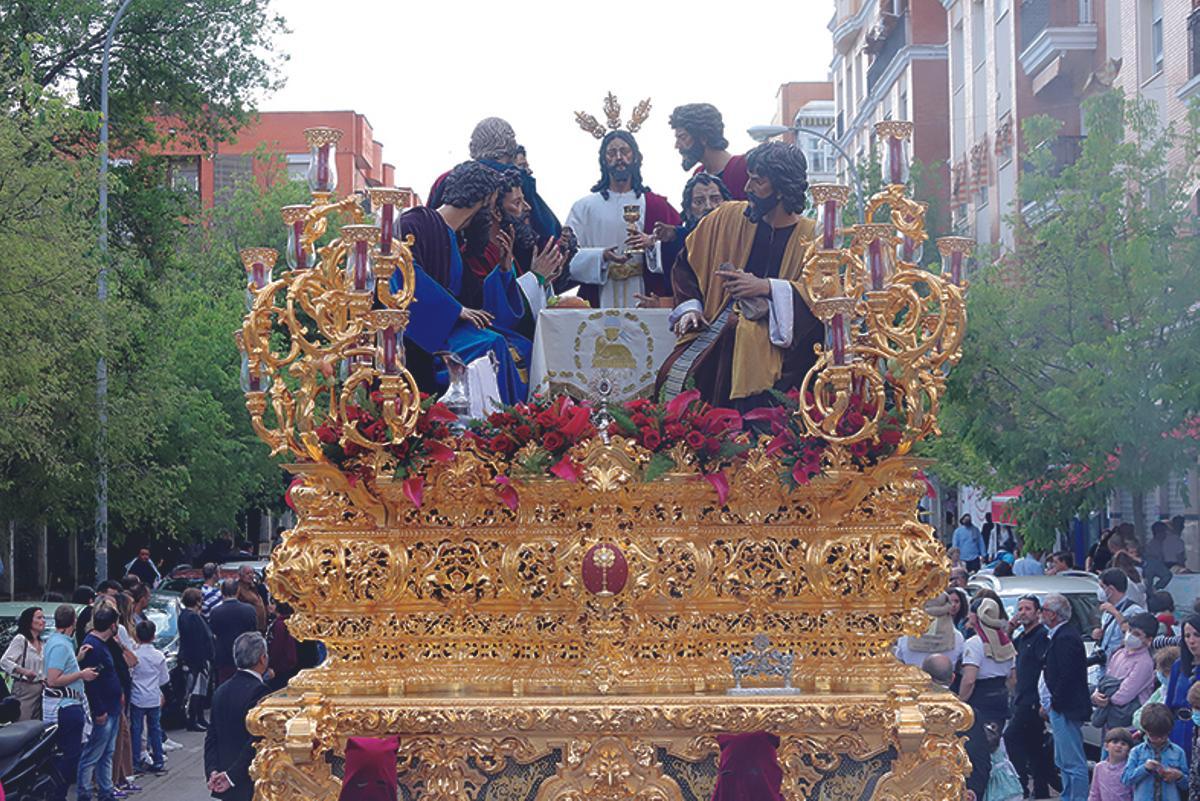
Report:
151,110,397,207
768,82,839,184
829,0,951,205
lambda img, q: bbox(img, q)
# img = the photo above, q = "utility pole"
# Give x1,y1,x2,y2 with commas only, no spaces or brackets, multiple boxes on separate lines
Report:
96,0,135,583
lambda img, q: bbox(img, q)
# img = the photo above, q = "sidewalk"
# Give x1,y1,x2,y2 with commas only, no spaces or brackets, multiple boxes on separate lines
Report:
134,727,210,801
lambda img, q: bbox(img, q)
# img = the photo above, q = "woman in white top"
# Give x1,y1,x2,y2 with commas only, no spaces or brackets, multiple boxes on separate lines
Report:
958,597,1017,726
0,607,46,720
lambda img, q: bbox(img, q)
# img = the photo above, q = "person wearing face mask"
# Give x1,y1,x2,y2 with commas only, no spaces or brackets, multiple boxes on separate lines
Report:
1095,568,1146,676
563,129,681,309
1132,646,1180,733
655,141,824,410
1092,613,1159,737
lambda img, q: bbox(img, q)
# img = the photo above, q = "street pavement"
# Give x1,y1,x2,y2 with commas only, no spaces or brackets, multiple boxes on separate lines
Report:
130,727,209,800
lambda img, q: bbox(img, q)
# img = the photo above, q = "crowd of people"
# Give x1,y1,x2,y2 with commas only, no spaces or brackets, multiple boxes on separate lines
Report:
902,515,1197,801
0,551,312,801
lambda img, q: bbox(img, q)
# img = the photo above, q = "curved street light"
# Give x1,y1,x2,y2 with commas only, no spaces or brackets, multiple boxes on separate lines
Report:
747,123,865,224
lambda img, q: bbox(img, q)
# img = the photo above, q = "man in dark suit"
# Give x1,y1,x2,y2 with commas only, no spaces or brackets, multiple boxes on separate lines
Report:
1005,594,1057,799
1039,592,1091,801
204,631,271,801
208,579,258,685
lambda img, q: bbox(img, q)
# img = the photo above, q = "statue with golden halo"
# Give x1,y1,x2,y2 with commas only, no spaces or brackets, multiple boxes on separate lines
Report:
238,120,975,801
561,93,683,309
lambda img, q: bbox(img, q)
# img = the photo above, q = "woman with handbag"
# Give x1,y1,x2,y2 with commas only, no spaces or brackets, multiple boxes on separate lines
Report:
0,607,46,720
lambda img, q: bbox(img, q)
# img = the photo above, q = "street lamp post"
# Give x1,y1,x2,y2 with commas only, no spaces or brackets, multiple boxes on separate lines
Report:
747,123,866,223
96,0,135,583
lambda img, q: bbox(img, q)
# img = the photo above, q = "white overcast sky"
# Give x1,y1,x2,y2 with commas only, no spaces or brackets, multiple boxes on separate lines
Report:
262,0,836,213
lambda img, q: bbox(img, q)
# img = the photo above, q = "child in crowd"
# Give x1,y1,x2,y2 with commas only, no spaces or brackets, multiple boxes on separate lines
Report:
129,620,170,774
1089,728,1134,801
1132,646,1180,732
983,722,1023,801
1124,703,1188,801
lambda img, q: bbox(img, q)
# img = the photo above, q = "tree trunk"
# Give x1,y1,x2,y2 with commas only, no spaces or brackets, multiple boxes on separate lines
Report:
38,521,48,594
1132,491,1147,541
7,520,14,600
68,529,78,587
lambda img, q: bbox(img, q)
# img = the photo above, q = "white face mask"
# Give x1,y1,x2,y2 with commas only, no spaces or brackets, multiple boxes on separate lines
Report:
1125,632,1145,650
1097,586,1108,603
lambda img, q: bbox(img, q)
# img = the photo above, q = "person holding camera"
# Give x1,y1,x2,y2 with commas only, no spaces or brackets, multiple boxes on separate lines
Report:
1094,569,1146,678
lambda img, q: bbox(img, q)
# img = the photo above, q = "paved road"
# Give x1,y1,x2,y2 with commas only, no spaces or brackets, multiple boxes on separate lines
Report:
133,727,210,801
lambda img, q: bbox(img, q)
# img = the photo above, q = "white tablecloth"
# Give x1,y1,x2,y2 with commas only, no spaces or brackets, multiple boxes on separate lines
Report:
527,308,675,401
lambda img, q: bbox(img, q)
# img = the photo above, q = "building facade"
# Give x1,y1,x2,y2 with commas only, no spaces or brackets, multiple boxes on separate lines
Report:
769,82,838,184
829,0,951,204
153,110,397,207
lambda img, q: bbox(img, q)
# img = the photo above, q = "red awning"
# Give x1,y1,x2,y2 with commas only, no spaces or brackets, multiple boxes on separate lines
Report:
991,487,1021,525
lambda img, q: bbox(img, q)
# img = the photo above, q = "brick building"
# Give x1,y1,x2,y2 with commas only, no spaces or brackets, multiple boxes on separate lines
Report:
767,82,839,184
829,0,951,205
153,110,398,207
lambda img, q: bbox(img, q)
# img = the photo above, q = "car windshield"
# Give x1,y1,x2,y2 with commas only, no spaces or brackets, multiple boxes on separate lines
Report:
1000,592,1101,640
157,577,200,593
146,596,178,650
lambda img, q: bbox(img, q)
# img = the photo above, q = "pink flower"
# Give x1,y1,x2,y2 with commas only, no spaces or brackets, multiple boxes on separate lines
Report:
665,389,701,423
402,476,424,507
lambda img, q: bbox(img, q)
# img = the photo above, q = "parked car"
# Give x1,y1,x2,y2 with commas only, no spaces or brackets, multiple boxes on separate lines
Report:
967,573,1104,749
0,602,64,654
158,557,270,594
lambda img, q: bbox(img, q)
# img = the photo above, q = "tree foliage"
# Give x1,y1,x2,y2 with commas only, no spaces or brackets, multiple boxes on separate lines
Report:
1,0,288,149
928,92,1200,547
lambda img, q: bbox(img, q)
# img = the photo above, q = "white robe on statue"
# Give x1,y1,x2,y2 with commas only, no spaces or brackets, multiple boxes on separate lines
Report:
564,190,663,309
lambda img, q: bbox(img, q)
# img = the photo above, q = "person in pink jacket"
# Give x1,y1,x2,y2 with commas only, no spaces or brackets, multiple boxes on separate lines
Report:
1094,613,1161,736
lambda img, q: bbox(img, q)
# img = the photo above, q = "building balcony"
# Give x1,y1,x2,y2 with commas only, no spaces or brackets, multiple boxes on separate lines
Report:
1018,0,1097,79
867,16,907,94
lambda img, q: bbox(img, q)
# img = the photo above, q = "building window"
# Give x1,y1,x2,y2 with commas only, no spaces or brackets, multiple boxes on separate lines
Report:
166,156,199,194
286,154,310,183
952,22,965,92
214,154,253,202
1144,0,1164,76
1189,8,1200,79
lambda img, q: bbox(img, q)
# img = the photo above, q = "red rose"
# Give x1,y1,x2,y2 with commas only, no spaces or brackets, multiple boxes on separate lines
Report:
316,424,339,445
490,434,515,454
345,405,363,422
664,423,687,441
878,428,902,445
514,425,534,441
704,437,721,454
536,410,559,428
559,407,591,439
630,413,650,427
642,430,662,450
685,431,706,449
844,411,866,431
543,431,565,451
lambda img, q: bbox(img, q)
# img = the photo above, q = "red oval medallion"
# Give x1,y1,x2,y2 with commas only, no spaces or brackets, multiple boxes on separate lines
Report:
582,543,628,596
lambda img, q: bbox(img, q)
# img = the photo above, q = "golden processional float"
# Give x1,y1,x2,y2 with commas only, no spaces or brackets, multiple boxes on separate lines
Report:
238,120,977,801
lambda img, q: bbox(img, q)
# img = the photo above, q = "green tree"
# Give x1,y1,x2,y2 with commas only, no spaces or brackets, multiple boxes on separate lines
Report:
2,0,288,149
928,91,1200,547
0,63,100,536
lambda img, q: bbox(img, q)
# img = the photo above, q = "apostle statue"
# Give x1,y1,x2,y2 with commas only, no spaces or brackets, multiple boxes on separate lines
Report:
563,126,681,308
655,141,823,410
427,117,561,246
390,161,533,405
668,103,749,200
